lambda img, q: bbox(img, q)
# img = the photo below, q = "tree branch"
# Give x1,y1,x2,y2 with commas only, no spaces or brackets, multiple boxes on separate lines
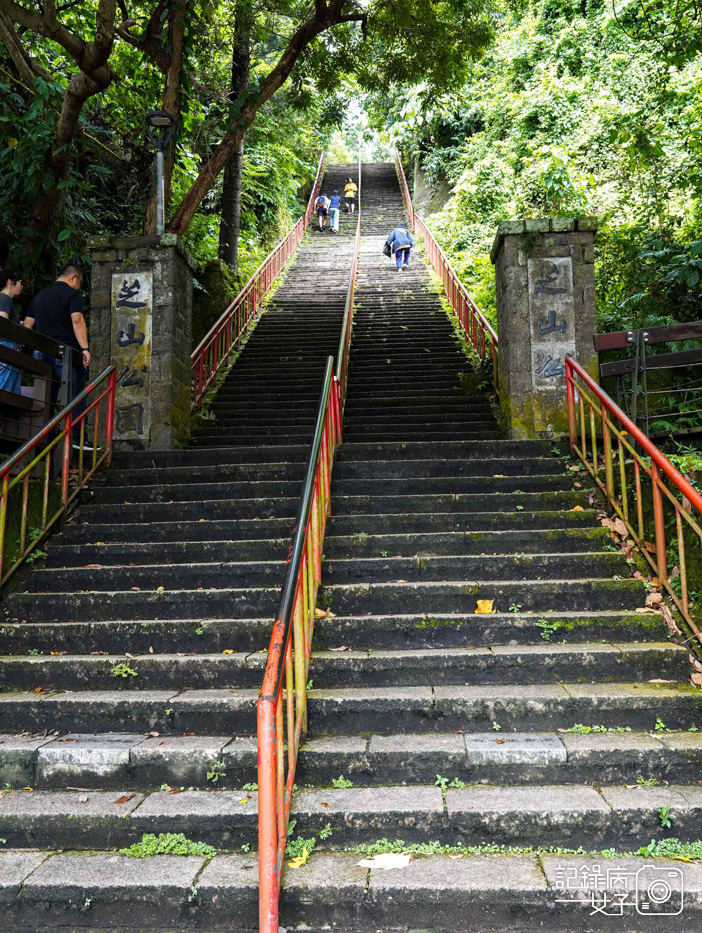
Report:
0,11,51,87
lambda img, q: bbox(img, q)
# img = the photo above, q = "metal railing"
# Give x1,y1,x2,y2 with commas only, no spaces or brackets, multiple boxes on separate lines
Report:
257,158,363,932
335,154,362,412
566,356,702,645
394,151,499,393
0,366,116,586
191,152,326,408
257,357,341,932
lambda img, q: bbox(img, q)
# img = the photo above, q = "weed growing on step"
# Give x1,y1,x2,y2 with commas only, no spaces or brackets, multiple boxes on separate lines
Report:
354,836,702,862
206,761,226,784
120,833,216,858
331,775,353,788
515,505,524,511
508,603,522,613
194,626,203,635
637,776,661,787
654,717,669,733
535,618,560,641
492,721,502,731
27,648,40,655
241,843,250,852
25,549,47,563
657,806,675,828
242,782,258,792
111,662,137,679
380,551,389,557
319,822,333,840
565,724,632,734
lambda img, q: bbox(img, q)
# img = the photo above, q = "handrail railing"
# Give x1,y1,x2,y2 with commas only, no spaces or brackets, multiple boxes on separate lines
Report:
394,151,499,394
257,154,363,933
191,152,326,408
0,365,117,586
257,356,341,932
335,154,362,413
566,356,702,644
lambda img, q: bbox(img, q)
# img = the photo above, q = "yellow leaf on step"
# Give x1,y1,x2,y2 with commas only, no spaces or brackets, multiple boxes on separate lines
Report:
569,506,585,512
288,849,310,869
222,649,234,654
475,600,495,614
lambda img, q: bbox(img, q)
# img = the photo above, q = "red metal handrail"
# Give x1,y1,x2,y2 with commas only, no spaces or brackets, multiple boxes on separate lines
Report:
335,153,362,413
257,357,341,932
191,152,326,409
566,355,702,643
394,151,499,394
257,157,363,932
0,365,117,586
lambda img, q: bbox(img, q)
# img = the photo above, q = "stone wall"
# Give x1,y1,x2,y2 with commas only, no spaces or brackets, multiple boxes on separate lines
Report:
491,218,599,439
89,233,195,450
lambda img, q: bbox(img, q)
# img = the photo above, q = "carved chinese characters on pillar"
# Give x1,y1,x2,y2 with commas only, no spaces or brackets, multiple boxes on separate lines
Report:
528,258,575,422
111,272,152,440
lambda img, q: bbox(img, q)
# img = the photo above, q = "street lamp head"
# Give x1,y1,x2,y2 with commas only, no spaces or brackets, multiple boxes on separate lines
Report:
145,110,176,152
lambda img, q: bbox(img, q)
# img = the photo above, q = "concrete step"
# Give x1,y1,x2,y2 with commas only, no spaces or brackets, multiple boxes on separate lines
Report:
316,577,646,615
331,489,588,514
1,783,702,851
0,611,669,655
0,643,685,690
4,728,701,790
1,847,698,932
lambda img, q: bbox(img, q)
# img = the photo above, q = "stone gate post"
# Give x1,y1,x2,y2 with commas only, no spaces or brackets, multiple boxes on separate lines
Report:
88,234,194,450
490,218,599,439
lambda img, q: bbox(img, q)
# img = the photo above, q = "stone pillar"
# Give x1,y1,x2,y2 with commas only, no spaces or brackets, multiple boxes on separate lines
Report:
490,218,598,439
88,233,194,450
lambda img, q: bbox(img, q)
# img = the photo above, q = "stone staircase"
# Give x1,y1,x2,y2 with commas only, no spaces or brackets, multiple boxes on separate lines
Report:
0,163,700,931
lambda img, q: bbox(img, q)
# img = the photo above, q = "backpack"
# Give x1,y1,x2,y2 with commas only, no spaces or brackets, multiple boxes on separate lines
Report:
316,196,326,206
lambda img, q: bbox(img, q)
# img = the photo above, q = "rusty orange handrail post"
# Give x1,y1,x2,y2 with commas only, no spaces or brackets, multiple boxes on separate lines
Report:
394,151,499,393
191,152,325,409
0,365,116,588
257,358,341,933
565,355,702,643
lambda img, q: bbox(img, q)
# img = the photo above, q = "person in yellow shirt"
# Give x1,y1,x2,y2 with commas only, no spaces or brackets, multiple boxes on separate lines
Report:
344,177,358,214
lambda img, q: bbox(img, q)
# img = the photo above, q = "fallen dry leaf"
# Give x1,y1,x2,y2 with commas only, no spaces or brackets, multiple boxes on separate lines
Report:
692,672,702,687
329,646,351,652
475,600,495,614
222,649,235,655
635,607,658,614
645,592,664,608
357,853,411,871
114,794,135,804
569,506,585,512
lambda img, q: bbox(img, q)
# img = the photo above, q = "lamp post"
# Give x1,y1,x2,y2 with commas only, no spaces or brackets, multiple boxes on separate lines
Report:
145,110,176,235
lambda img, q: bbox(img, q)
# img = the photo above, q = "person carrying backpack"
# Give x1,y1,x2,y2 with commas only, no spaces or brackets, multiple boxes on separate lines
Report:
385,223,415,271
344,177,358,213
328,190,342,233
315,193,329,231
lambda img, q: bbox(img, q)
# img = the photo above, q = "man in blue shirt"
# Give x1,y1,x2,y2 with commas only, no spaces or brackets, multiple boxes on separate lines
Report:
385,223,415,271
328,190,342,233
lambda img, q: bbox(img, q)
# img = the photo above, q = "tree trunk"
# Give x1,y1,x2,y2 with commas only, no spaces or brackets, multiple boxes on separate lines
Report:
218,12,251,273
143,0,187,235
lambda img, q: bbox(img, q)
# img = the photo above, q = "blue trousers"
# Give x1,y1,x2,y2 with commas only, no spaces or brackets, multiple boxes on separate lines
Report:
395,247,410,269
0,339,21,394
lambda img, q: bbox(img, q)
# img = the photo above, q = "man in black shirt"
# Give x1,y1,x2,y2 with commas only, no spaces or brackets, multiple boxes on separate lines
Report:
24,264,92,447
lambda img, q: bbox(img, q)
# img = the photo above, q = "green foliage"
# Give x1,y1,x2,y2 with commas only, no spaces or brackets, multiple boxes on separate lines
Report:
120,833,216,858
371,0,702,339
331,775,353,788
111,662,138,679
